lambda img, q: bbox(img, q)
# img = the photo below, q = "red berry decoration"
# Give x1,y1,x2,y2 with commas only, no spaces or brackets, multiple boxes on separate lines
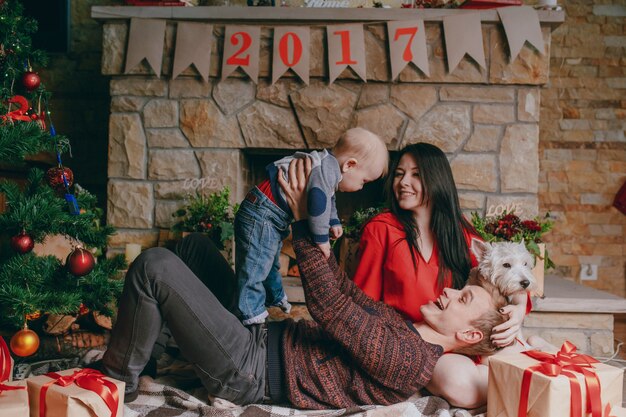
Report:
22,71,40,91
66,247,95,277
46,166,73,192
10,230,34,254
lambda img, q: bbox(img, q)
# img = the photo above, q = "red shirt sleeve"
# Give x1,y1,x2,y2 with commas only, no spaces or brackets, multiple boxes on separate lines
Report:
352,222,385,301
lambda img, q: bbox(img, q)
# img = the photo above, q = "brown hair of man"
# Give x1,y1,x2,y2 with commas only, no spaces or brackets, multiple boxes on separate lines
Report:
452,269,509,356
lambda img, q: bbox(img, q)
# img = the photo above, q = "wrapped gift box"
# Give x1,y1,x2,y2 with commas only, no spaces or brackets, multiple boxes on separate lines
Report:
27,368,125,417
488,350,623,417
1,336,13,382
0,380,28,416
609,406,626,417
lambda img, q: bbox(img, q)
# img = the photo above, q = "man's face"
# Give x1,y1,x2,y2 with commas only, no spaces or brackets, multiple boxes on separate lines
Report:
420,285,493,337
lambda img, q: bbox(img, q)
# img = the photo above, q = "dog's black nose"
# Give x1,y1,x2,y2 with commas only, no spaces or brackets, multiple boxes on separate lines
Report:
520,280,530,289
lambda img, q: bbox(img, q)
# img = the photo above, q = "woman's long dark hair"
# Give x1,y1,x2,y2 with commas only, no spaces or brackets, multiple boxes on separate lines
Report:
387,143,476,290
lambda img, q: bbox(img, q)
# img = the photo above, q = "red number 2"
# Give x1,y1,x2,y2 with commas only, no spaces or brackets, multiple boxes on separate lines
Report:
394,26,418,62
226,31,252,66
278,32,303,67
333,30,357,65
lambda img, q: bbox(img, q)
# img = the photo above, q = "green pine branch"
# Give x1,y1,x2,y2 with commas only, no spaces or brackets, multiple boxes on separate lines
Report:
0,122,60,163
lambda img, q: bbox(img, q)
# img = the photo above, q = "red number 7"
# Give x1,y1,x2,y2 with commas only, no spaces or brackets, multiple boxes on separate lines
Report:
394,26,418,62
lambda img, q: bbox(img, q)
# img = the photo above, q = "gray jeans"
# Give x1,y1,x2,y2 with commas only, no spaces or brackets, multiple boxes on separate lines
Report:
102,233,267,405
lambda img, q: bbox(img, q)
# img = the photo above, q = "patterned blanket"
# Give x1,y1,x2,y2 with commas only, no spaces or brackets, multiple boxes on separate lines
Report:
124,376,485,417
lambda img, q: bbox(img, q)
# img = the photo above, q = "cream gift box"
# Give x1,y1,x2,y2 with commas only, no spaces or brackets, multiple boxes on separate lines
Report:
488,348,623,417
0,380,29,417
27,368,125,417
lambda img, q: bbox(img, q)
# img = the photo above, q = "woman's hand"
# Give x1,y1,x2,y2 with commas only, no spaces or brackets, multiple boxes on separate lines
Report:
277,157,312,221
491,293,527,347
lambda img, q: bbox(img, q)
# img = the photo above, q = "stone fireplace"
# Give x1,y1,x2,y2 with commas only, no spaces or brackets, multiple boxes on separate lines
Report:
92,6,564,254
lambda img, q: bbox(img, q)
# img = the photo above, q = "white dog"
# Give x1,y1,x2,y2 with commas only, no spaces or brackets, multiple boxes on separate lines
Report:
470,238,536,297
469,238,537,350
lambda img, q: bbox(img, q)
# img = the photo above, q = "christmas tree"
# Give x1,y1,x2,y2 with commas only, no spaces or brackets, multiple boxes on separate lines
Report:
0,0,123,358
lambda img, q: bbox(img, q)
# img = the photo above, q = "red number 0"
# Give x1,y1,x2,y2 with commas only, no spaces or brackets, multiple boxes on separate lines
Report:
226,31,252,66
333,30,357,65
394,26,418,62
278,32,303,67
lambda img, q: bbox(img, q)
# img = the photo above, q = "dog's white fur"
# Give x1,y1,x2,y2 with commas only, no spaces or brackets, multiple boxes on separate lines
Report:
470,238,536,297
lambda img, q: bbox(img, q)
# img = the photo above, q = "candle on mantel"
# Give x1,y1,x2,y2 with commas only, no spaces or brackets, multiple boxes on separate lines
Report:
125,243,142,264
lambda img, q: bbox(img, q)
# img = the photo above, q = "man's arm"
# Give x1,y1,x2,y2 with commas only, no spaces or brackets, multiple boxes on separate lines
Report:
426,353,488,409
292,221,438,391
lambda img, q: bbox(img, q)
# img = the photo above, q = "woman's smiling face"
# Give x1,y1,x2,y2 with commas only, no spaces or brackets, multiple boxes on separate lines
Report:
393,153,426,213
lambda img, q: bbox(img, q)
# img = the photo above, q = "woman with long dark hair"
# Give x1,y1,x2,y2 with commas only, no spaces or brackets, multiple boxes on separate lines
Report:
353,143,479,321
352,143,529,408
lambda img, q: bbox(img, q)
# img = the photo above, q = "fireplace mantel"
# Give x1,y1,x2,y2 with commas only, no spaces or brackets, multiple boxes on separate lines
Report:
92,5,564,27
94,5,563,259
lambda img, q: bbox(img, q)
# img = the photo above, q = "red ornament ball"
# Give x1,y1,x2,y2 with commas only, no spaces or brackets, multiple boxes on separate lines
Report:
10,230,34,254
22,71,41,91
66,247,95,277
46,166,73,192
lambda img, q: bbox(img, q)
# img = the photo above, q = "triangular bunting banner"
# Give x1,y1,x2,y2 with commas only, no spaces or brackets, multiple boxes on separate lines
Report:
272,27,310,85
443,12,486,73
173,22,213,81
327,24,366,84
387,19,429,79
498,6,545,62
222,25,261,83
125,18,166,76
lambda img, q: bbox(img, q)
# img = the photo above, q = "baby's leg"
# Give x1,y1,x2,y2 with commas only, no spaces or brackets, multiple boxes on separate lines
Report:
264,241,291,314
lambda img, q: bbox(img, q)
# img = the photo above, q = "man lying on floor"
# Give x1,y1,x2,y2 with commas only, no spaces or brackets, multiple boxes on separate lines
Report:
97,159,508,409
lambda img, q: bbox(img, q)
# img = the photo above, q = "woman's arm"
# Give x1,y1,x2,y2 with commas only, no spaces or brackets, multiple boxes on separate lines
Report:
491,292,527,347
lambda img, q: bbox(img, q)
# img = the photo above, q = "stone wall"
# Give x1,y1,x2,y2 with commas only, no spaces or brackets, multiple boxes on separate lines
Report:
539,0,626,297
98,16,555,255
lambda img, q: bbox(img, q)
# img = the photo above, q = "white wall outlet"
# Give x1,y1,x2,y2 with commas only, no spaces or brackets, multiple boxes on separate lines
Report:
579,264,598,281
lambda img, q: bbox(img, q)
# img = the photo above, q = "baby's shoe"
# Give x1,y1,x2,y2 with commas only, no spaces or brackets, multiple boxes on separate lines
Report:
276,298,292,315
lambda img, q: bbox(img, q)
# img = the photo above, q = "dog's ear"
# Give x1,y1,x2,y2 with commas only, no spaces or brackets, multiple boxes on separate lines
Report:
470,238,490,262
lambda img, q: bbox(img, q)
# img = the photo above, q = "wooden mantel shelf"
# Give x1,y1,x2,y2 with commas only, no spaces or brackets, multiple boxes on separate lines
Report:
533,275,626,314
92,6,564,28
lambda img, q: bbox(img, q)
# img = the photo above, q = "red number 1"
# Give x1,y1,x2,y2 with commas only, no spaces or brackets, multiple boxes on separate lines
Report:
394,26,418,62
226,31,252,66
333,30,357,65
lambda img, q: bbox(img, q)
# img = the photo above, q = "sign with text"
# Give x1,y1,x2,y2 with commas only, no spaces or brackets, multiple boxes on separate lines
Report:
221,25,261,83
326,24,366,84
272,27,311,85
387,19,429,79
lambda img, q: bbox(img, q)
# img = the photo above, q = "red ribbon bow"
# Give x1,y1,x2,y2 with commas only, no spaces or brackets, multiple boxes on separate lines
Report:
518,341,602,417
0,337,11,383
40,368,120,417
0,383,25,394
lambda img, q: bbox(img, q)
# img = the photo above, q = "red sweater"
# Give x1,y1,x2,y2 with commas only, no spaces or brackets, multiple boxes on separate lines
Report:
352,212,479,322
282,220,443,409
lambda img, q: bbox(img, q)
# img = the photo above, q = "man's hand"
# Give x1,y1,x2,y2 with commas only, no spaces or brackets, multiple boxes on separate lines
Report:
491,301,526,347
317,242,331,259
277,158,312,221
330,225,343,240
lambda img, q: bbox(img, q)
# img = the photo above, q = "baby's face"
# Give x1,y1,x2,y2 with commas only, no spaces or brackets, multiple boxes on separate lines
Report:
338,158,384,192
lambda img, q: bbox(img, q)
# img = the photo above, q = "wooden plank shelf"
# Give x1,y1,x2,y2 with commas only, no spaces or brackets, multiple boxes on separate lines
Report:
92,6,564,28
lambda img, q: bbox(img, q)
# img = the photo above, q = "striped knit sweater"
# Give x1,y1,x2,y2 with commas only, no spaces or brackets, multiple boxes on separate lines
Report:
281,221,444,409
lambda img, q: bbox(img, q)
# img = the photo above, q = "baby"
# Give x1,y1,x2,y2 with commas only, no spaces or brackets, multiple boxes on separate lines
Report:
234,127,389,325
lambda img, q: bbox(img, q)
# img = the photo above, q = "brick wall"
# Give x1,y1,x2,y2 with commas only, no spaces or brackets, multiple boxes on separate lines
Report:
40,0,117,206
540,0,626,297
